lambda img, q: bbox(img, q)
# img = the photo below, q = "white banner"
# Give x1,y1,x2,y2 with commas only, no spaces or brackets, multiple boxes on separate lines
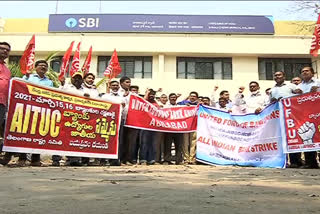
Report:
196,103,286,168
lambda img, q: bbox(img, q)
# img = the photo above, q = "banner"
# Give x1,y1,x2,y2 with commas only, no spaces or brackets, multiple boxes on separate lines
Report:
3,79,121,159
125,95,197,132
196,103,285,168
280,92,320,153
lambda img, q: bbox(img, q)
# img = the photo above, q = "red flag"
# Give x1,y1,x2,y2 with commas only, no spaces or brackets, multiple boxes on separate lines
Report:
69,42,81,77
104,49,122,79
310,13,320,57
81,46,92,75
20,35,35,74
59,41,74,81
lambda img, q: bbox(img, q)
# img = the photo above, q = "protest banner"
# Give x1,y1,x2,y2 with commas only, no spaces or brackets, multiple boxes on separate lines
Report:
280,92,320,153
125,95,197,132
196,103,286,168
3,79,121,159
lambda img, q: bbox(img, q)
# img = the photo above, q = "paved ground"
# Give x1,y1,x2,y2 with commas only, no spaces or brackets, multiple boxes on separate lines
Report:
0,165,319,214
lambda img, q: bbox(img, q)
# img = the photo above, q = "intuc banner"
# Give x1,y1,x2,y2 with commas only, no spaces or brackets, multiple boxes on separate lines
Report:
3,79,121,159
196,103,286,168
280,92,320,153
125,95,197,132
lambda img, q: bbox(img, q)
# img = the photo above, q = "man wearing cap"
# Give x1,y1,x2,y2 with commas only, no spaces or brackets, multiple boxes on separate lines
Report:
60,71,85,96
58,72,86,166
101,76,131,166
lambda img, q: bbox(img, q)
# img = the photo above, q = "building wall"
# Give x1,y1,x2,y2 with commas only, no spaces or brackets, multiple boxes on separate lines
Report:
0,18,315,99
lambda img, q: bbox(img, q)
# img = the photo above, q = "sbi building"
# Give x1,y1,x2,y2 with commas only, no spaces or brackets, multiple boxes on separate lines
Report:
0,14,316,97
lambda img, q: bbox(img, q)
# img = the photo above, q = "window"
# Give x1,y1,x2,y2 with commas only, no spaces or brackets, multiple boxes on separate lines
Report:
9,55,21,65
258,58,312,80
50,56,73,77
97,56,152,78
50,56,63,72
177,57,232,79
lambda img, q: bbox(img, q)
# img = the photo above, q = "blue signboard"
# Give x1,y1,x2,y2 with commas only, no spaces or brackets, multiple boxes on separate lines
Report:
48,14,274,34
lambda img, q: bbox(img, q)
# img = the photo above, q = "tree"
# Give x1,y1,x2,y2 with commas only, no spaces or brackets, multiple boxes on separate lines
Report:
288,1,320,32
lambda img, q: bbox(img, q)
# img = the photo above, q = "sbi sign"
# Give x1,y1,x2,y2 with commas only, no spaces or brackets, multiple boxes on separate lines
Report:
65,17,99,28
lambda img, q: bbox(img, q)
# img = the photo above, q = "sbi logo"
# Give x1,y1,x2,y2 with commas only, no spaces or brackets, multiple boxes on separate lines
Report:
65,18,77,28
65,17,100,28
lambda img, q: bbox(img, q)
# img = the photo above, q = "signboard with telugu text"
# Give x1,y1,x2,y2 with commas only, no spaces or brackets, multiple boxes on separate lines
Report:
49,14,274,34
3,79,121,159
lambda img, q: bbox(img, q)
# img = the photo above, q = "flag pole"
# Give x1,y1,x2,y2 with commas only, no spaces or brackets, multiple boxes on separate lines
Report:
55,0,59,14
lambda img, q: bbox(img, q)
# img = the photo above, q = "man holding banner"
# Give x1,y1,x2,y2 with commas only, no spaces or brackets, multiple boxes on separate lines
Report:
178,91,199,164
163,93,184,165
23,60,53,87
20,60,53,166
270,71,302,168
297,66,320,169
109,76,131,166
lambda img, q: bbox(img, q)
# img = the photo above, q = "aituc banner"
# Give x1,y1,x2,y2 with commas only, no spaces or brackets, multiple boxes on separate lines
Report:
3,79,121,159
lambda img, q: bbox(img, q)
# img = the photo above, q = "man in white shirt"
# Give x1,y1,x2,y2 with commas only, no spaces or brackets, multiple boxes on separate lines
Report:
59,72,86,97
106,76,132,166
100,80,125,105
58,72,86,166
158,94,168,107
82,73,99,99
270,71,302,168
216,97,232,113
163,93,184,165
298,66,320,93
234,81,266,114
270,71,301,102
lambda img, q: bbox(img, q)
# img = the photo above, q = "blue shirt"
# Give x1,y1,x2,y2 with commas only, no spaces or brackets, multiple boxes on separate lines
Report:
270,82,297,100
23,73,53,87
298,77,320,94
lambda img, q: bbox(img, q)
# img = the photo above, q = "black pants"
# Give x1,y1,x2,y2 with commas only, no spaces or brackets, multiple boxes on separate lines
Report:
304,151,318,167
19,153,40,162
0,104,6,138
164,133,183,164
110,120,127,165
126,128,140,163
289,152,302,166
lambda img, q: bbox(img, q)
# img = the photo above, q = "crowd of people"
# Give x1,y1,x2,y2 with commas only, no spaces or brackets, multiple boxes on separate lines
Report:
0,41,319,169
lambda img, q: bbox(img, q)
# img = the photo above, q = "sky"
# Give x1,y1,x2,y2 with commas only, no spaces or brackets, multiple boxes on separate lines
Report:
0,1,318,21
